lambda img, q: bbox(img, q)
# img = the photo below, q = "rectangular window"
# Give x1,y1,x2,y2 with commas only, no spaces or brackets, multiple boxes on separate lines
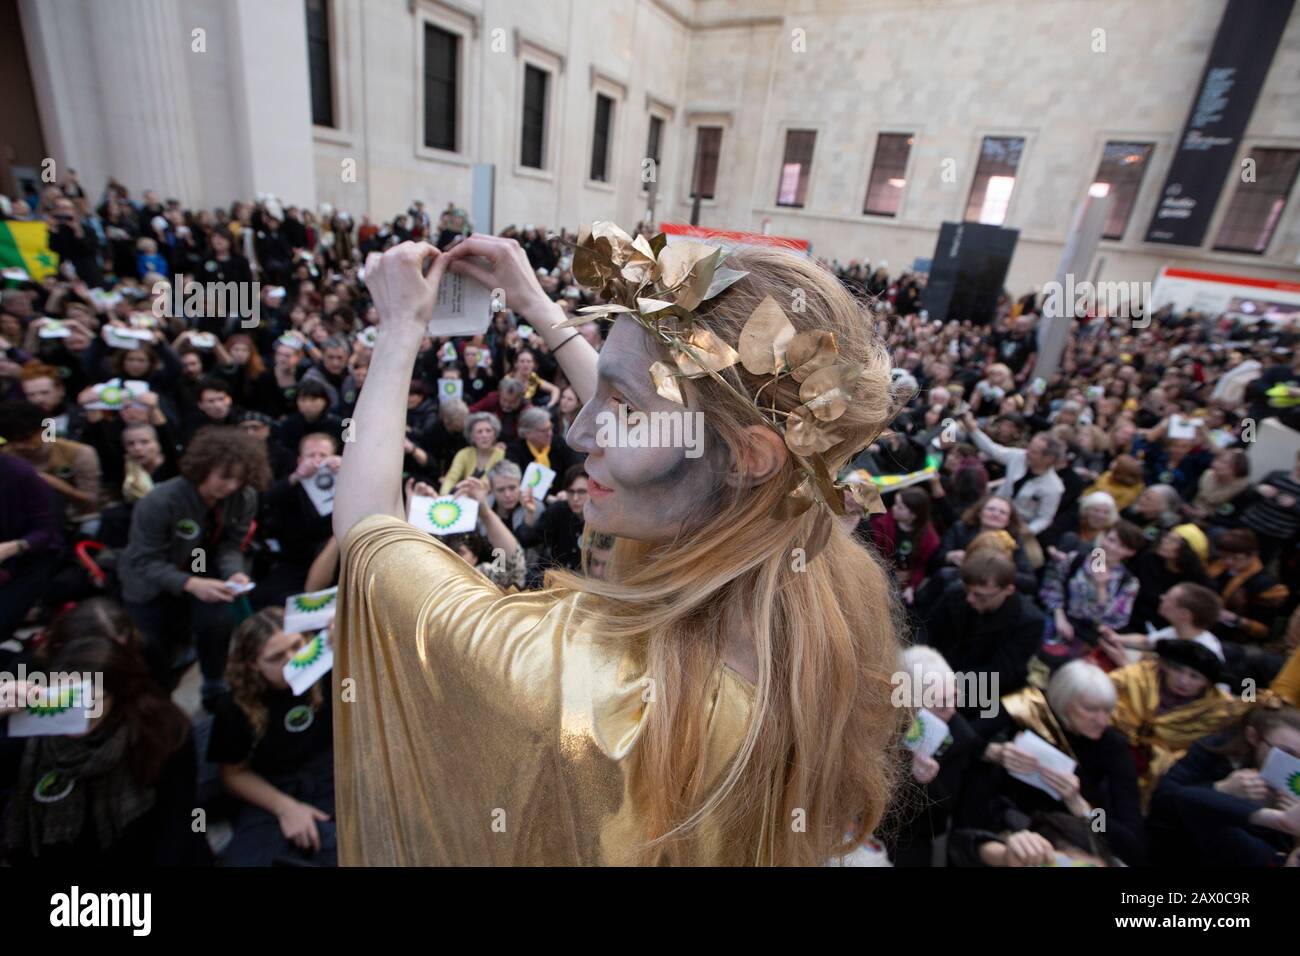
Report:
1213,148,1300,254
776,130,816,207
423,24,459,152
590,94,615,182
965,136,1025,225
863,133,914,217
520,65,549,169
1091,141,1154,239
643,115,664,192
305,0,334,128
691,126,722,200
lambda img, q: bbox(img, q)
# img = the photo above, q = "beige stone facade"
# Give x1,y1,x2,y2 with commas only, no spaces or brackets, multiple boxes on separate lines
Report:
16,0,1300,293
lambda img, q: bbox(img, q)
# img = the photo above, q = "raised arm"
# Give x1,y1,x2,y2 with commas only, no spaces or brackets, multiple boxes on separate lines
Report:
333,242,451,546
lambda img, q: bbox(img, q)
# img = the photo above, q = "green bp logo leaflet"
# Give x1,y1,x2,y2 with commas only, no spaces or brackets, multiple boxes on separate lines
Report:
284,586,339,633
522,462,556,502
408,494,478,536
9,681,93,738
283,632,334,696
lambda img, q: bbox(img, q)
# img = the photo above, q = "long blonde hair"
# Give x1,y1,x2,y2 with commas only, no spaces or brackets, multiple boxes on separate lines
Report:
551,244,906,865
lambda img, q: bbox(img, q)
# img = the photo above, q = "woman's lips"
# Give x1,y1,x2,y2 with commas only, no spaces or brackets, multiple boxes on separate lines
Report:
589,477,615,497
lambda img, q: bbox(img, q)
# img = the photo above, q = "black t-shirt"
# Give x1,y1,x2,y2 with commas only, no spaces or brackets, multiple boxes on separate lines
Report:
992,332,1034,374
207,687,333,779
459,368,498,406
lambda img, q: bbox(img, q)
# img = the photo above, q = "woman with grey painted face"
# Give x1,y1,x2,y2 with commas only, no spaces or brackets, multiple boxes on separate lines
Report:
332,231,902,866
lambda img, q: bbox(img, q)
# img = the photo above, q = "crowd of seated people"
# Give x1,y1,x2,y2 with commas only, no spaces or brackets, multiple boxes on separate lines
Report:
1,176,1298,867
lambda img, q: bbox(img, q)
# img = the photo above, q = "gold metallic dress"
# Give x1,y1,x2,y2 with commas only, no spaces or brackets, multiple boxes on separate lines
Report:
334,514,756,865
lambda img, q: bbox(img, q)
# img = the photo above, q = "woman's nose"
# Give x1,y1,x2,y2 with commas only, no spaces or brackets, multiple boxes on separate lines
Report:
566,399,597,455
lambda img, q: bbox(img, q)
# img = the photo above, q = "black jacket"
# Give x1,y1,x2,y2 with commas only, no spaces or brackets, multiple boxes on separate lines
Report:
919,584,1044,712
1148,733,1292,866
517,501,584,572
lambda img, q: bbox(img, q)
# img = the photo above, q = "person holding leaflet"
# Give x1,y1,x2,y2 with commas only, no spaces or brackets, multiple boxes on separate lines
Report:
332,226,902,865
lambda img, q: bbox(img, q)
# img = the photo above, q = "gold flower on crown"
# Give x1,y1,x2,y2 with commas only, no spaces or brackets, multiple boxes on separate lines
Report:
557,222,885,550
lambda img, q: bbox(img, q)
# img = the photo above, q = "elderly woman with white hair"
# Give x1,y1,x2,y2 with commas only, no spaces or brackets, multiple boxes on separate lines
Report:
1121,482,1183,545
956,660,1145,864
887,645,983,866
1046,490,1119,556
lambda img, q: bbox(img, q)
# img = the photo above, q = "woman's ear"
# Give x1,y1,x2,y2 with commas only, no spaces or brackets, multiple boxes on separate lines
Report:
726,425,788,489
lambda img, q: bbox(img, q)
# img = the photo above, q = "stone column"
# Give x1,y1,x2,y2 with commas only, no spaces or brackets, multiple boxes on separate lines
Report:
85,0,204,201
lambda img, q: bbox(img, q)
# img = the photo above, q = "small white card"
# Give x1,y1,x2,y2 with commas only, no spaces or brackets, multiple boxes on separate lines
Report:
1008,730,1077,801
426,264,493,338
358,326,378,349
1260,747,1300,798
85,378,150,410
8,682,94,737
522,461,556,503
128,312,159,329
189,332,217,349
439,342,458,363
38,318,70,339
437,377,463,403
104,325,153,349
224,579,256,595
518,324,534,340
2,268,30,282
284,587,339,633
282,632,333,696
301,467,336,516
277,332,305,350
1168,414,1202,440
408,494,479,535
903,708,950,759
89,289,123,308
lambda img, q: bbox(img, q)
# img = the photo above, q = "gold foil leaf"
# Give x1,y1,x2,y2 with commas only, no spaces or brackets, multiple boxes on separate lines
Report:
673,326,740,377
738,295,796,376
786,330,839,382
658,241,717,291
810,454,846,516
784,404,840,456
799,362,864,422
591,221,634,251
636,297,675,314
803,507,834,561
573,244,615,289
577,303,633,317
704,266,749,301
772,480,815,519
622,235,659,284
649,361,684,405
843,480,886,515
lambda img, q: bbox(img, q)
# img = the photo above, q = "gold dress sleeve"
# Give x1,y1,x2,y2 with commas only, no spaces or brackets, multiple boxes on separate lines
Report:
333,514,754,865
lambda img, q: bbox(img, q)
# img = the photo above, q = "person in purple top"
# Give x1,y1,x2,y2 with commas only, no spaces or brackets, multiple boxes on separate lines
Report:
0,453,63,639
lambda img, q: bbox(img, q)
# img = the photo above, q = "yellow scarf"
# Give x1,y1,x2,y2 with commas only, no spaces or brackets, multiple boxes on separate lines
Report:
527,439,550,469
1109,658,1243,807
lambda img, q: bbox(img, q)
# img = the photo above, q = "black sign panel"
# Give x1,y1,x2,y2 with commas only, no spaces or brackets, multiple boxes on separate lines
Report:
1144,0,1296,246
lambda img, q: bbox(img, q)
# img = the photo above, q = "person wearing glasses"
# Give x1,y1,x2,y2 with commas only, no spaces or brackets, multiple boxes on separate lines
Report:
517,464,588,580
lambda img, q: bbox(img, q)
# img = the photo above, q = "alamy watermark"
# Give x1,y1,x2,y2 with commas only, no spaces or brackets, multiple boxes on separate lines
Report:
152,275,261,328
594,405,705,458
891,664,1001,719
1042,273,1151,328
0,665,104,719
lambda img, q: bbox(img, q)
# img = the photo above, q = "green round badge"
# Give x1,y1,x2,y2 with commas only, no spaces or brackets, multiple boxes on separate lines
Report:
34,770,75,804
284,705,315,733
